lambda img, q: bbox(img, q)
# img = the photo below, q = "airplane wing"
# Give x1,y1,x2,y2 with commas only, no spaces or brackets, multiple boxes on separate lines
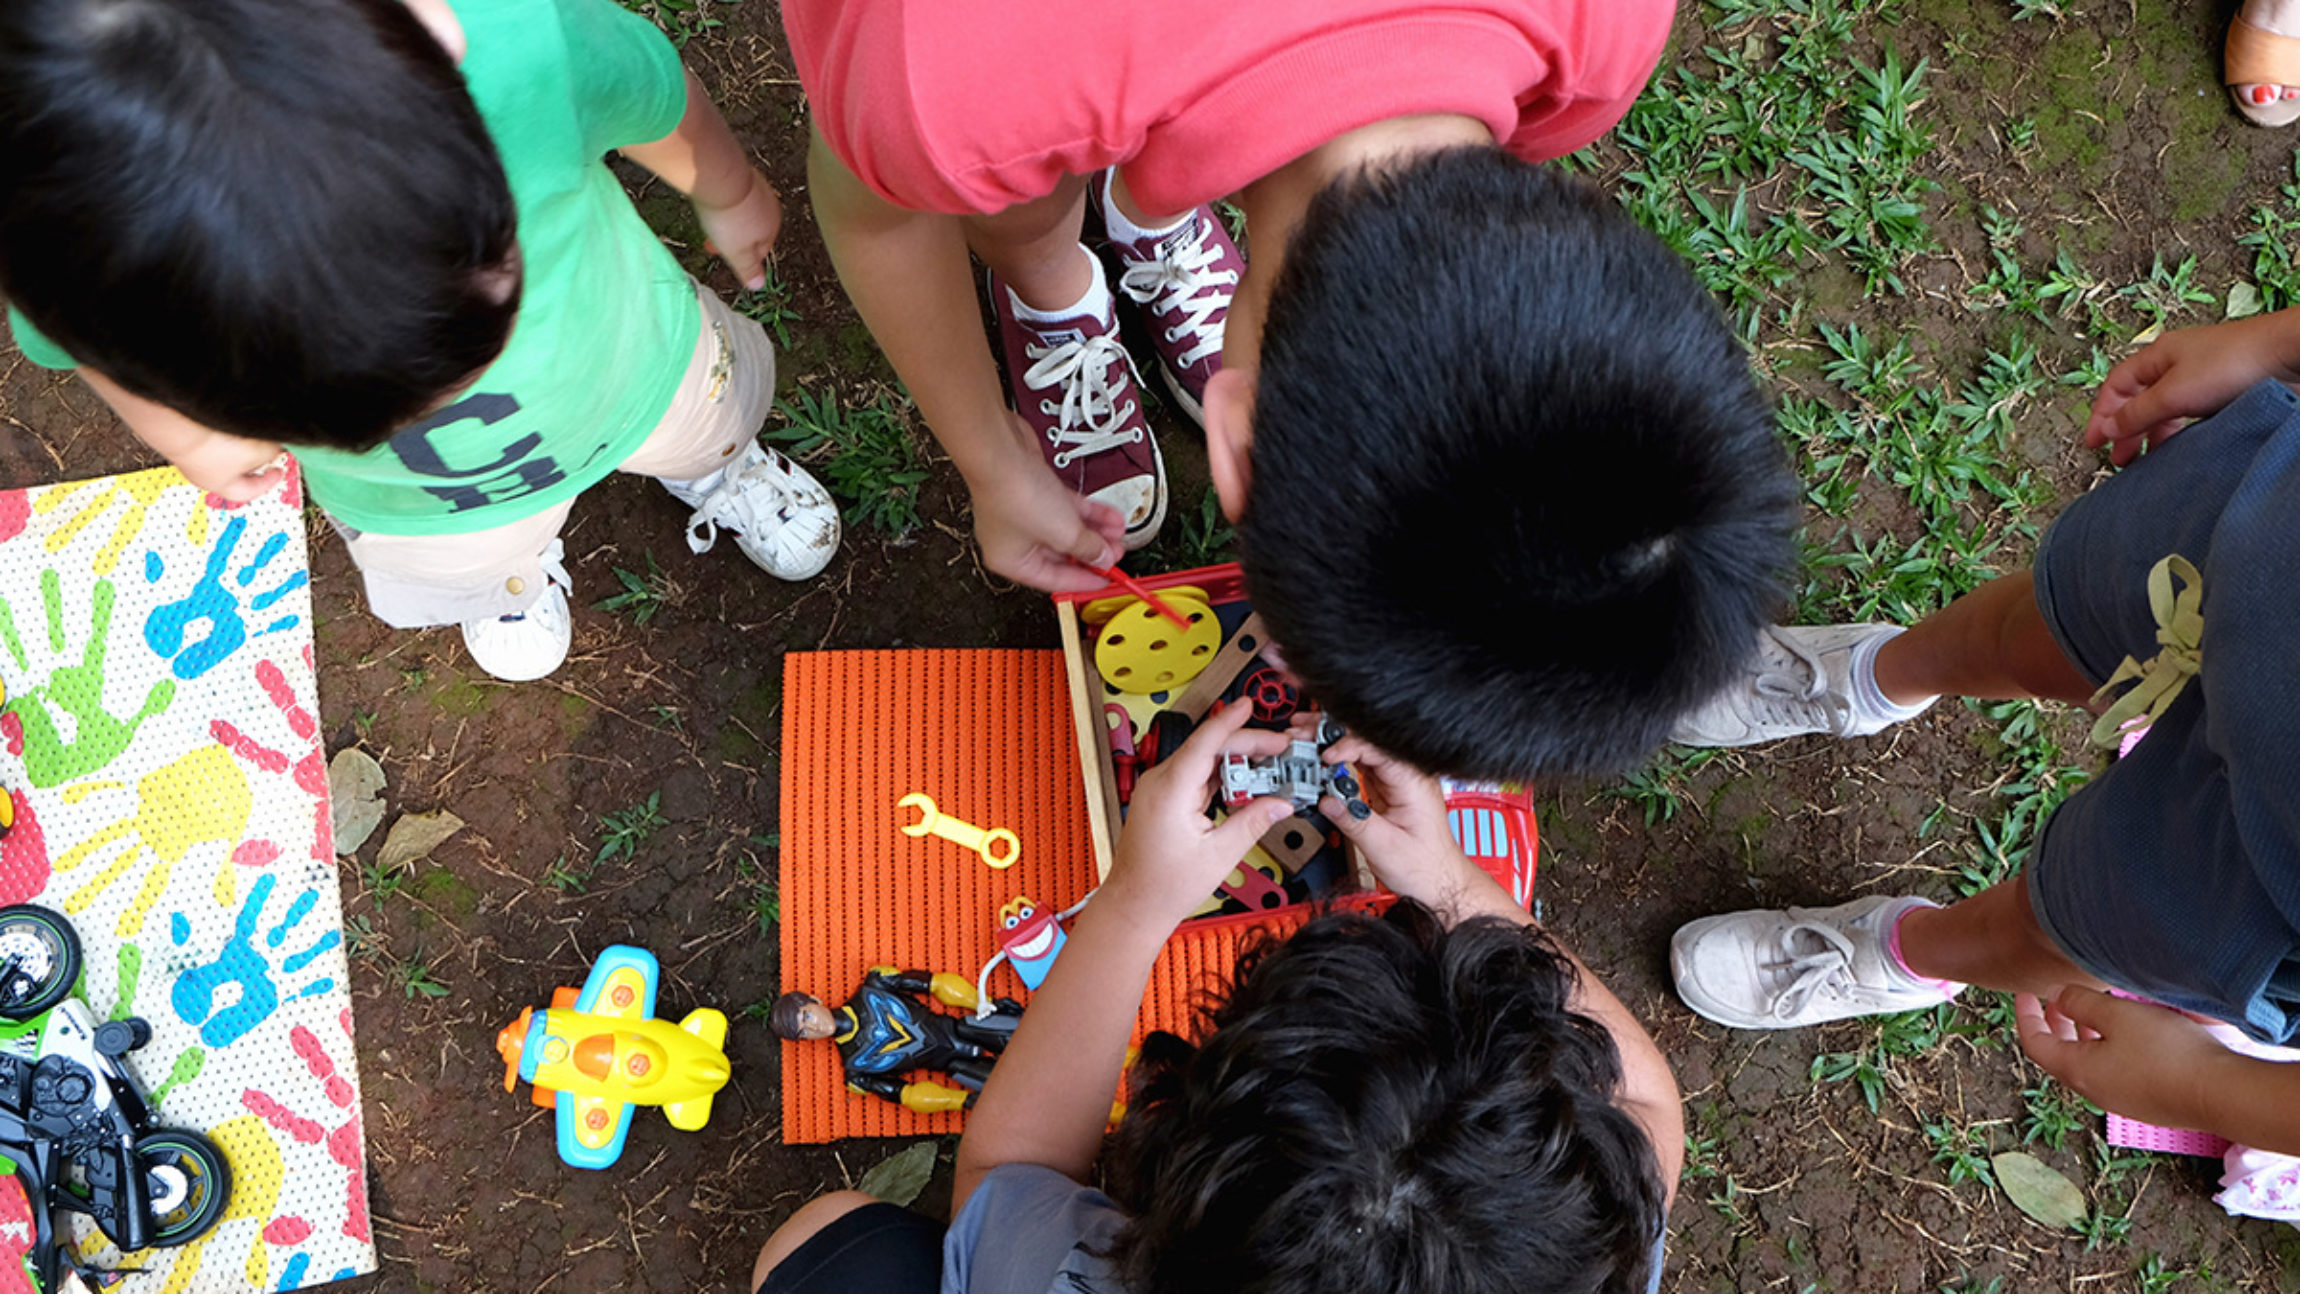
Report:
556,1091,634,1170
572,945,660,1021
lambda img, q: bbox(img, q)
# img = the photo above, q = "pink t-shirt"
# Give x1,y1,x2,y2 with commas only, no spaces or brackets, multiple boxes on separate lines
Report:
785,0,1673,217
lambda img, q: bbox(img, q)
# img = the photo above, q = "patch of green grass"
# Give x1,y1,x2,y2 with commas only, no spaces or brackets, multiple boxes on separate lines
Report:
1139,488,1237,573
2020,1076,2097,1152
1604,745,1727,828
768,386,933,536
1811,1003,1953,1113
594,553,678,625
360,859,408,902
734,266,803,349
2240,149,2300,311
616,0,737,48
595,791,667,867
1922,1117,1998,1188
393,958,451,1000
1952,699,2091,895
542,853,591,895
738,833,780,936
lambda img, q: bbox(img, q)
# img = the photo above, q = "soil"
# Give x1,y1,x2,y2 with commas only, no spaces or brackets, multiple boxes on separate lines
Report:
4,0,2299,1290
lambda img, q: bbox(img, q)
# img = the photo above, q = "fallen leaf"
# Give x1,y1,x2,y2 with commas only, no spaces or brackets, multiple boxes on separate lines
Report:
856,1141,939,1207
376,809,465,874
2227,281,2267,320
327,749,388,856
1993,1151,2088,1230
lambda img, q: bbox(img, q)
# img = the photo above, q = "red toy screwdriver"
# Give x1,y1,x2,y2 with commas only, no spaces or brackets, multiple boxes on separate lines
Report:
1086,564,1192,631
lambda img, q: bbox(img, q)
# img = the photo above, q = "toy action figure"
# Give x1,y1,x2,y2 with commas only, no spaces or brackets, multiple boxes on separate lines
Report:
769,966,1021,1114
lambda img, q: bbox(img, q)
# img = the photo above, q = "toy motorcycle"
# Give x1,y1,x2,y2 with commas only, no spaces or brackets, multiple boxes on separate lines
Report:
0,905,230,1291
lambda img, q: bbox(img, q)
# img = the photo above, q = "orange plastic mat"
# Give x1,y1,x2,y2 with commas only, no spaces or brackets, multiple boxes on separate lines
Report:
778,650,1372,1143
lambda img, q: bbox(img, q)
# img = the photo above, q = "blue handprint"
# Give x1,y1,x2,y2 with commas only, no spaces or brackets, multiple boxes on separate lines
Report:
171,873,340,1048
143,514,307,681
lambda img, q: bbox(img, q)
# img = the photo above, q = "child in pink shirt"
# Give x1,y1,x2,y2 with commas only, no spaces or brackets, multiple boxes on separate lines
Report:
793,1,1803,782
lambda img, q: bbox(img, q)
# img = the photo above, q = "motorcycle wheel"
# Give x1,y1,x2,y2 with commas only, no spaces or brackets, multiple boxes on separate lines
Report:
0,906,80,1020
133,1130,232,1247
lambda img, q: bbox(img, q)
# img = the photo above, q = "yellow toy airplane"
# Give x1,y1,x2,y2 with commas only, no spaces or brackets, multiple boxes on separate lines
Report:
495,945,730,1170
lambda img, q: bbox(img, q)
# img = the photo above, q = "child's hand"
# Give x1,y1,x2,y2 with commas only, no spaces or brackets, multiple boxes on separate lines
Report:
971,431,1123,593
1101,702,1293,930
696,167,784,292
2015,987,2230,1130
1317,734,1503,919
2084,310,2300,465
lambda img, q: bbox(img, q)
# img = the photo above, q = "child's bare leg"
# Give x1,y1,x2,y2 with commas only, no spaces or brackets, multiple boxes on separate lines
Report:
963,176,1093,311
1871,571,2096,707
1895,880,2104,997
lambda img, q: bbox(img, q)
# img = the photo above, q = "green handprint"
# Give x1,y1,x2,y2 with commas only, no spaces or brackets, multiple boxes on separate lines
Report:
0,570,175,787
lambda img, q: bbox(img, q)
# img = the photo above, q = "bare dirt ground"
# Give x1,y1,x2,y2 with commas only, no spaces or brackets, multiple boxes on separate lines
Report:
4,0,2300,1290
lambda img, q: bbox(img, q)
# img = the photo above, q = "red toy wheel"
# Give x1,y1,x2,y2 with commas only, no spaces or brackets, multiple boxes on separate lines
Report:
1242,666,1298,722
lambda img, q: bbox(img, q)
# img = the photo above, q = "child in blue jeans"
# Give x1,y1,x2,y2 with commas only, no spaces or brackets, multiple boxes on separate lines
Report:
1667,307,2300,1156
749,703,1685,1294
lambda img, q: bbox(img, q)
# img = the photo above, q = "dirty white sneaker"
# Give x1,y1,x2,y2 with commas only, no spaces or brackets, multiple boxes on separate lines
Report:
1669,624,1934,747
1671,895,1961,1029
664,441,841,581
461,541,573,683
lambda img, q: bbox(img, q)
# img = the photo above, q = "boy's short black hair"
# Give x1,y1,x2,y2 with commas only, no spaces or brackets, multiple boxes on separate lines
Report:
1106,901,1663,1294
1243,149,1795,779
0,0,520,449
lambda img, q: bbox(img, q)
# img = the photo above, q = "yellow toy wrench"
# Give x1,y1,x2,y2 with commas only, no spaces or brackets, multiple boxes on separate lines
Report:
897,793,1020,869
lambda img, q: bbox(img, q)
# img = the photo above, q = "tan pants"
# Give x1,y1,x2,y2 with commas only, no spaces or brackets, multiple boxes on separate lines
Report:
341,288,774,628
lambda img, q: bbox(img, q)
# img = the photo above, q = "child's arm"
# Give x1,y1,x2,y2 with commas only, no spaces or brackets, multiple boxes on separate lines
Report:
2017,988,2300,1156
949,704,1294,1217
1322,738,1686,1205
805,129,1123,594
619,71,781,291
2085,306,2300,465
73,369,290,504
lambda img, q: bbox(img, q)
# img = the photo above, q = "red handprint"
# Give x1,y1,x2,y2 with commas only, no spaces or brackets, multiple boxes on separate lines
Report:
240,1012,366,1244
209,653,329,868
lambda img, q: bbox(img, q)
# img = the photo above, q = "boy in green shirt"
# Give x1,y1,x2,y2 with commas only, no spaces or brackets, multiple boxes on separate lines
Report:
0,0,840,681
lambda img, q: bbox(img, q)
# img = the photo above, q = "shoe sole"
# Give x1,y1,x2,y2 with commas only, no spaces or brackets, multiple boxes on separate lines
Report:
1155,359,1206,429
1121,429,1169,551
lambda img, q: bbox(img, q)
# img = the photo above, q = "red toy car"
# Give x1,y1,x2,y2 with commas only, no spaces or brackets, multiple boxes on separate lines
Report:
1441,780,1538,910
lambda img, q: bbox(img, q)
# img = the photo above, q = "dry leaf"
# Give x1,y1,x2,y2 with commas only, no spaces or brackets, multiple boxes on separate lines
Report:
376,809,466,873
856,1141,939,1207
1993,1151,2088,1230
327,749,388,856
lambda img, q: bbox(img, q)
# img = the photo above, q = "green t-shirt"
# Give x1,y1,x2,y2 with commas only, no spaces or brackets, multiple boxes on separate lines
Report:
4,0,700,536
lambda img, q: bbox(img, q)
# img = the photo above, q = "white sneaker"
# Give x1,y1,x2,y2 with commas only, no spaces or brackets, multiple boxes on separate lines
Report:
1669,624,1933,747
664,441,841,581
1671,895,1961,1029
461,541,573,682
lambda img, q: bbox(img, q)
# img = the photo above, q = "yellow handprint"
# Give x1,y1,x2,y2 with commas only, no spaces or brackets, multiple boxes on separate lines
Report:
152,1114,284,1294
54,745,251,937
32,470,201,577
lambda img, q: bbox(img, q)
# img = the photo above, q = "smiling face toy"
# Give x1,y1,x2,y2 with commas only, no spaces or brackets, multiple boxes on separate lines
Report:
997,895,1067,991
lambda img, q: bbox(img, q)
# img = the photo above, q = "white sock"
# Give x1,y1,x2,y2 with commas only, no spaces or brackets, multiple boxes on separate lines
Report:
1009,247,1113,325
678,464,727,497
1849,628,1935,721
1100,173,1192,245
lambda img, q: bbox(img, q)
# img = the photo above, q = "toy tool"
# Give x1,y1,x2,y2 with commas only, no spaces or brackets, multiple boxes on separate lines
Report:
897,793,1021,868
496,945,732,1170
1085,565,1191,630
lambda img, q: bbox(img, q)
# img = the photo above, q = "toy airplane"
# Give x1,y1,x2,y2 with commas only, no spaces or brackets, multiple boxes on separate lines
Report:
494,945,731,1170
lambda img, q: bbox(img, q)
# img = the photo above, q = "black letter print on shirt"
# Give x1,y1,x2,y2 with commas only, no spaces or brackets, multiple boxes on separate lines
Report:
386,392,571,512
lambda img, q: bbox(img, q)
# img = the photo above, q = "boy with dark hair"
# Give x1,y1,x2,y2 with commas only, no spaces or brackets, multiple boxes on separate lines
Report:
748,703,1684,1294
0,0,840,682
796,0,1799,779
1665,310,2300,1073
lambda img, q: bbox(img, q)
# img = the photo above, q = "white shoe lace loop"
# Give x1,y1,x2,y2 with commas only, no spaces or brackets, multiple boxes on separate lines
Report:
684,458,793,557
1767,922,1859,1021
1745,628,1854,736
1116,217,1235,369
1020,333,1143,469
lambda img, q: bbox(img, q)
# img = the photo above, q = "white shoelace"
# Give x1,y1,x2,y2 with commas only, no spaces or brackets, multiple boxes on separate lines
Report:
1742,627,1854,735
1116,217,1235,368
1020,333,1143,469
685,456,792,556
1765,921,1860,1021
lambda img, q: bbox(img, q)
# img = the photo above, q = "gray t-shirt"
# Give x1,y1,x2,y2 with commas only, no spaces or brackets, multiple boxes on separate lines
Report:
940,1163,1668,1294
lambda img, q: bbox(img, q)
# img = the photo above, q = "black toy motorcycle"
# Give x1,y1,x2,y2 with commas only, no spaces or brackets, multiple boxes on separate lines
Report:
0,905,229,1291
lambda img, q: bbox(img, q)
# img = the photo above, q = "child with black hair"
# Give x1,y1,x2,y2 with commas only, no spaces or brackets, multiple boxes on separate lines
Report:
1662,308,2300,1159
0,0,840,682
748,701,1685,1294
797,0,1801,780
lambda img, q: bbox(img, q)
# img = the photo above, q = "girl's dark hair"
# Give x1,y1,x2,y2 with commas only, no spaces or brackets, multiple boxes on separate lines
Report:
0,0,520,448
1105,900,1663,1294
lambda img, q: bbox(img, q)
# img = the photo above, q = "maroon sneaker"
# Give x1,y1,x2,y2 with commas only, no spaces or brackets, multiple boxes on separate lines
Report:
989,262,1167,549
1103,192,1242,427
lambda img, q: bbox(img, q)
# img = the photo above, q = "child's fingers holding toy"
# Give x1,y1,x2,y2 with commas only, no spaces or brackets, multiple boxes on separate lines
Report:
1319,741,1500,919
1104,702,1292,929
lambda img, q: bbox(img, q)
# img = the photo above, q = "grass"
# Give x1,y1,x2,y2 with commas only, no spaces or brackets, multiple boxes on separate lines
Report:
616,0,737,48
1922,1117,1998,1189
737,833,781,937
594,553,679,625
1810,1003,1953,1113
734,267,803,349
392,958,451,1000
595,792,668,867
767,385,933,537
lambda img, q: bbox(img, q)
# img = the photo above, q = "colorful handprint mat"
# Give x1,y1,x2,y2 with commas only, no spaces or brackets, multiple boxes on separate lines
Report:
777,650,1381,1144
0,466,370,1291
